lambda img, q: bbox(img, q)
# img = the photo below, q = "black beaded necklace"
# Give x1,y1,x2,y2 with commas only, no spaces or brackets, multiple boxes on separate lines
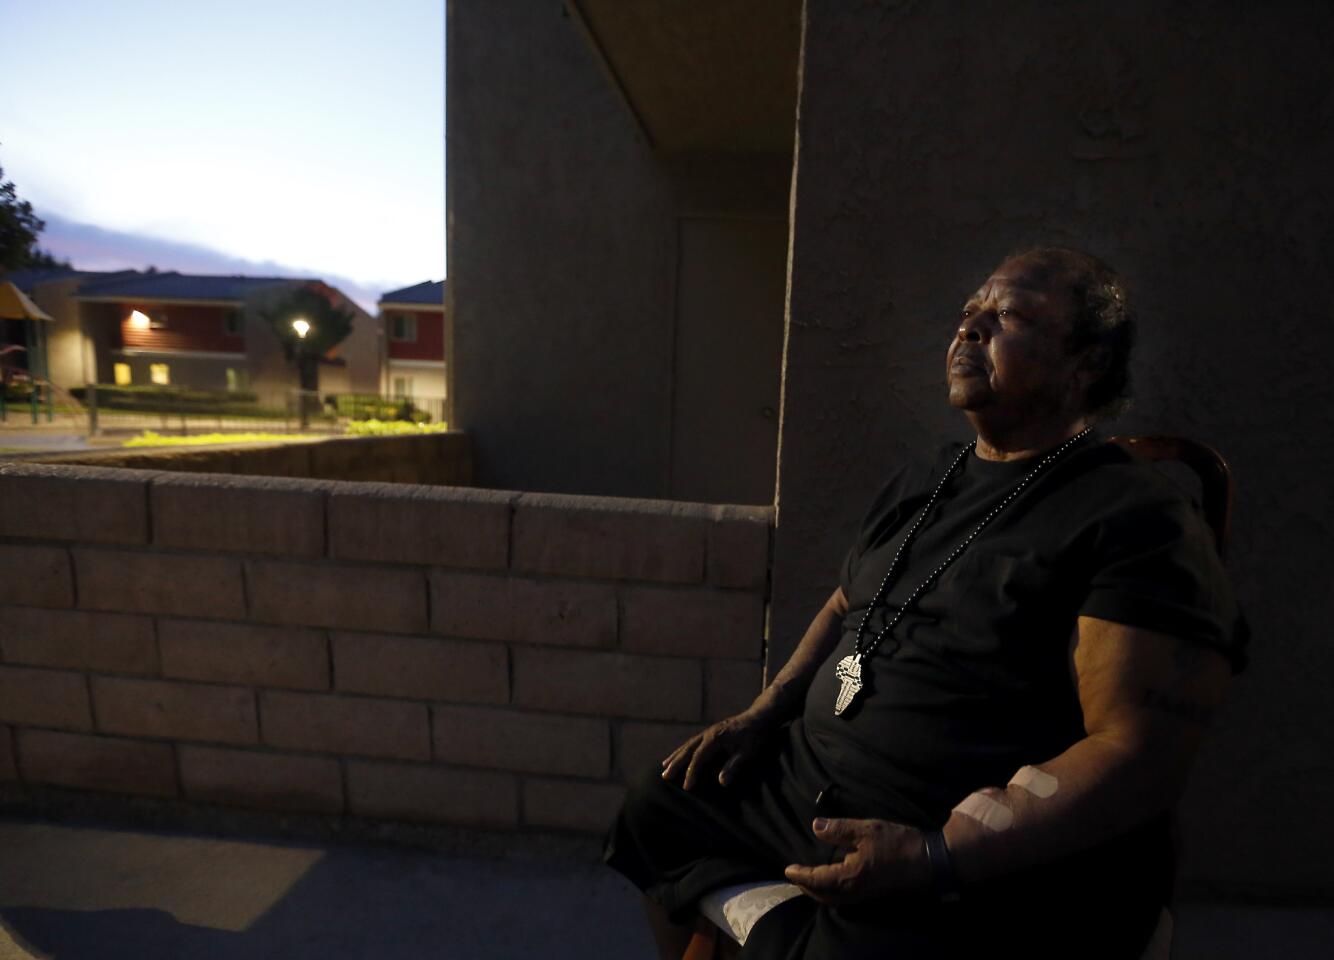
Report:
832,426,1094,716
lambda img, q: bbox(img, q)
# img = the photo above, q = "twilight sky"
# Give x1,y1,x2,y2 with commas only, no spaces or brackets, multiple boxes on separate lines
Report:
0,0,444,312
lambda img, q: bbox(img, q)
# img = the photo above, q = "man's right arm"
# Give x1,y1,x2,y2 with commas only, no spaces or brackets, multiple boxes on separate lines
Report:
661,586,849,789
748,586,850,722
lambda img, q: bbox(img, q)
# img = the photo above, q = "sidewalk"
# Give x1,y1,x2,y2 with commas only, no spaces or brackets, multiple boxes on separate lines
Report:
2,817,1333,959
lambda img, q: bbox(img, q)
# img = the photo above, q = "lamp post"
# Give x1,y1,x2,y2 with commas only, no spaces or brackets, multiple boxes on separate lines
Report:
292,317,313,429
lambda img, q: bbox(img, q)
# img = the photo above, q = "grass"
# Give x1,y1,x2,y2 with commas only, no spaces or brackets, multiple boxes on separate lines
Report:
122,431,301,448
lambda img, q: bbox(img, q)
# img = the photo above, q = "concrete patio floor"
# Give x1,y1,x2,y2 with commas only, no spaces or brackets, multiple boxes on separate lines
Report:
1,816,1331,959
0,817,654,960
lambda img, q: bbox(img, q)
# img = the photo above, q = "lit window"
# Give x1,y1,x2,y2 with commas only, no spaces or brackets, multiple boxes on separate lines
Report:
390,313,417,342
113,362,132,386
226,367,249,391
149,363,170,385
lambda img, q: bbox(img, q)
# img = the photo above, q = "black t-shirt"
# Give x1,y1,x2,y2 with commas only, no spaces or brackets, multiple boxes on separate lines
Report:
798,434,1249,828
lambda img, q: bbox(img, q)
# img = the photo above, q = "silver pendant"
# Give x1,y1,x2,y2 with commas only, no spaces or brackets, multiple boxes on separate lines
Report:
834,655,863,716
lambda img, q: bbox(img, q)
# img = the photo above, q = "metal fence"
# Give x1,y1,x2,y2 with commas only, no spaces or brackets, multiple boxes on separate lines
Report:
0,377,72,426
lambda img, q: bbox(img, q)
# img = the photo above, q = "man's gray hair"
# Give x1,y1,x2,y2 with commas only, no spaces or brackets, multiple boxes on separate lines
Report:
1011,246,1136,421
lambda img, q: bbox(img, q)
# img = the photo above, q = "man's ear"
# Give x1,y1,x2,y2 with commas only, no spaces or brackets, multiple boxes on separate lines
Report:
1076,346,1111,393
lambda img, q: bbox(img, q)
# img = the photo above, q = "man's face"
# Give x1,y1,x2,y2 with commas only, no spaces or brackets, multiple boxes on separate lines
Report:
946,256,1087,423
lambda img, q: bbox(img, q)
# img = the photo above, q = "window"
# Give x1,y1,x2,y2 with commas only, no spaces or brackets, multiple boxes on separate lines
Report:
149,311,168,330
390,312,417,342
392,375,414,398
113,362,132,386
224,311,245,336
226,367,249,391
149,363,170,385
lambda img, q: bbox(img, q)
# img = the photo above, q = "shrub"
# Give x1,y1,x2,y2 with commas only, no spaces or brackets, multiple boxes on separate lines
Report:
343,419,449,436
122,431,299,448
332,393,431,423
70,384,262,411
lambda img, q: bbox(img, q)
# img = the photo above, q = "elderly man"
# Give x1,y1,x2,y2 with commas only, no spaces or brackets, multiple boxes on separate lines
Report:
603,248,1248,960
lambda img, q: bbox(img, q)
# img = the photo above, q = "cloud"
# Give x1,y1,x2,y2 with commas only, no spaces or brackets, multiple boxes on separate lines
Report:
37,212,404,313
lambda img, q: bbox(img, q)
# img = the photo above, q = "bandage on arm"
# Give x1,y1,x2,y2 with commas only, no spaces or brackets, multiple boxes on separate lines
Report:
942,615,1232,885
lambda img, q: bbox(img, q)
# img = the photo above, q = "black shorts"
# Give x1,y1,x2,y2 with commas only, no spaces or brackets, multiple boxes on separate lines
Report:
603,723,1168,960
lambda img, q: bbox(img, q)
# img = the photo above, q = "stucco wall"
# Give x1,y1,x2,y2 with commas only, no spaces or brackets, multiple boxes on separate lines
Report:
326,290,382,398
447,1,790,499
28,277,92,388
772,1,1334,899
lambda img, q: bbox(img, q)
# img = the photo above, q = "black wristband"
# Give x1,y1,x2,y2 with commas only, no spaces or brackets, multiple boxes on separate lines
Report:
922,829,961,902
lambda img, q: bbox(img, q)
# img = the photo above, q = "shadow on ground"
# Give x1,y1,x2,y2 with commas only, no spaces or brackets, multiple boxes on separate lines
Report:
0,819,656,960
3,817,1332,959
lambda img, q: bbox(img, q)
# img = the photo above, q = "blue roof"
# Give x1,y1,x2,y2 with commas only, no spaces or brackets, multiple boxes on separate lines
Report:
1,267,132,293
379,280,445,306
75,272,299,303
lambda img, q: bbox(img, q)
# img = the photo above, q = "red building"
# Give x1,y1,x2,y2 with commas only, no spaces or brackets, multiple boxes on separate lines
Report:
378,280,448,402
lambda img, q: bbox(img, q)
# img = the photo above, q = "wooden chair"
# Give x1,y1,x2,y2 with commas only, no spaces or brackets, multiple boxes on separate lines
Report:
680,436,1234,959
1109,435,1233,558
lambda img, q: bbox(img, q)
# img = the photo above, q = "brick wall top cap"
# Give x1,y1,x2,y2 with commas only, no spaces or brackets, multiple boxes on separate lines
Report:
23,445,272,470
318,431,466,447
515,492,774,523
0,461,165,484
515,490,717,521
329,481,519,508
150,471,341,495
709,503,775,524
150,469,344,496
0,462,159,544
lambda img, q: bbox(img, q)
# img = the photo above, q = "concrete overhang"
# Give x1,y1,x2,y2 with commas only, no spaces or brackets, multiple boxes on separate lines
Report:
565,0,801,154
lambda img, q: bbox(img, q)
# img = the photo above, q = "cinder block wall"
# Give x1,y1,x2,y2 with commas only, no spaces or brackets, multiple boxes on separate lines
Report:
0,462,771,838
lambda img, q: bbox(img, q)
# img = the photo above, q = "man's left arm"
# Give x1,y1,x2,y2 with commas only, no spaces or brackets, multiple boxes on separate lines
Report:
940,614,1231,885
784,615,1232,900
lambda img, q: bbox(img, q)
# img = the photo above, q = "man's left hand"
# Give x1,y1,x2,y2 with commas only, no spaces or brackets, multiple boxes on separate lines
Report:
783,817,931,904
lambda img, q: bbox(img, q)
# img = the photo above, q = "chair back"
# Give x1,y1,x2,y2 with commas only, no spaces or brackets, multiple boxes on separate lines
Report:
1108,435,1233,559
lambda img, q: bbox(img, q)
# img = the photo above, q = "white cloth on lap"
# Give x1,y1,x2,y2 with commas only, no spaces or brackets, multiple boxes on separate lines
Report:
698,881,804,945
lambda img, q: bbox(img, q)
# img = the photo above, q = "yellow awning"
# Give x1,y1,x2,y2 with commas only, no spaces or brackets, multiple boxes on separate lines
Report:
0,281,54,322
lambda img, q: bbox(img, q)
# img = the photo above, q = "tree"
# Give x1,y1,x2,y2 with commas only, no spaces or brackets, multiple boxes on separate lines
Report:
257,283,355,424
0,151,68,271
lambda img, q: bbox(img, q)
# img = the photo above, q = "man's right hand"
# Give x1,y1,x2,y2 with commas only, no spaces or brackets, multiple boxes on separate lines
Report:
660,709,780,790
658,586,848,792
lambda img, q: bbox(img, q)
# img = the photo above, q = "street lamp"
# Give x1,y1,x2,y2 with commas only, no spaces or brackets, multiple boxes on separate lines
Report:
291,317,313,428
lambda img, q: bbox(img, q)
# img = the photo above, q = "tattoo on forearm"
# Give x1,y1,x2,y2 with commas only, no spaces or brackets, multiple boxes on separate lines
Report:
1142,689,1214,725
